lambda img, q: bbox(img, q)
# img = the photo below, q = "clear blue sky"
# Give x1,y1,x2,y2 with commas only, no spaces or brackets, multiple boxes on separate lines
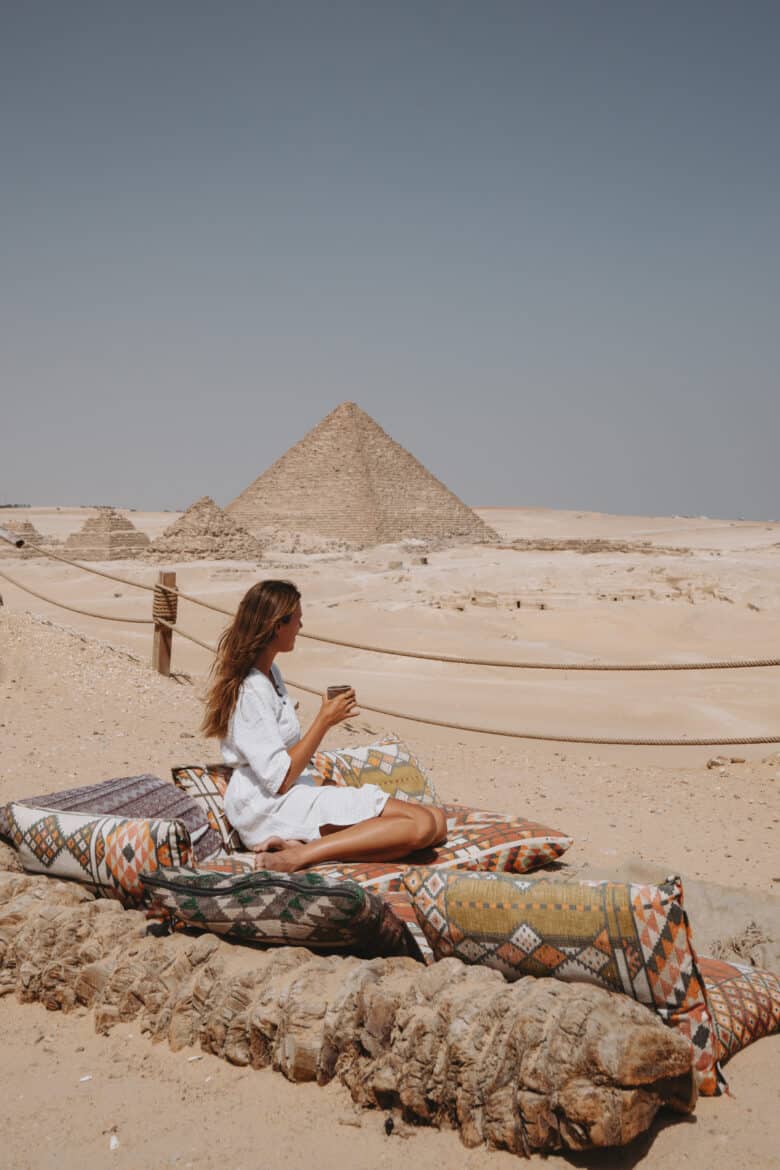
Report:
3,2,778,518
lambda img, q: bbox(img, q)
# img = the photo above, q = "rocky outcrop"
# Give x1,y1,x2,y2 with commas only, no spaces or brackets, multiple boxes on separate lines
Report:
0,871,695,1155
63,508,149,560
144,496,263,562
227,402,498,550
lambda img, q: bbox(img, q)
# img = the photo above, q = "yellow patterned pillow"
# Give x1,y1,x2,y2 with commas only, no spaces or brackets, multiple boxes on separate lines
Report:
402,867,725,1097
312,735,438,804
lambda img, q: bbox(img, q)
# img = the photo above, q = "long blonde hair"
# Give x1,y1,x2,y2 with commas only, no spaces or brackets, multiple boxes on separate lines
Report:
201,579,301,739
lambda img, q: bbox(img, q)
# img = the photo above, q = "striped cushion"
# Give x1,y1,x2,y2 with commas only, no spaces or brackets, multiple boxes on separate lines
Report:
0,773,219,862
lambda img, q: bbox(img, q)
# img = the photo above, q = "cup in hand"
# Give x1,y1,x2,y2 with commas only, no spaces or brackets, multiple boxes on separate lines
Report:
327,685,352,700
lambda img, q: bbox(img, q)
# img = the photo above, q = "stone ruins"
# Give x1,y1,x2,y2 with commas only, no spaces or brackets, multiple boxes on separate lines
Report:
0,520,54,559
63,508,150,561
227,402,497,549
0,519,59,559
144,496,263,562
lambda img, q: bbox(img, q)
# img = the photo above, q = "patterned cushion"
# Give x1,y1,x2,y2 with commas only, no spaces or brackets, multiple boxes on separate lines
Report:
6,802,192,906
439,802,515,826
699,957,780,1063
170,765,241,852
401,867,725,1096
307,817,571,900
140,865,414,958
192,852,257,876
312,735,438,804
1,773,219,862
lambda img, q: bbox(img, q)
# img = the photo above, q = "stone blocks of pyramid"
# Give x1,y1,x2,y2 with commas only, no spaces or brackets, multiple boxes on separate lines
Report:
226,402,497,548
144,496,263,562
0,519,59,559
63,508,150,561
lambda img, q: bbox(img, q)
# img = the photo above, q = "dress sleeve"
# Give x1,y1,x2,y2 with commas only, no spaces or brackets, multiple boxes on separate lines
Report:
231,682,292,797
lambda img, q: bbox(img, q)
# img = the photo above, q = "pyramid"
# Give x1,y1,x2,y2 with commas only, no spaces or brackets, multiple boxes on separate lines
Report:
144,496,263,562
63,508,150,561
226,402,497,548
0,519,55,559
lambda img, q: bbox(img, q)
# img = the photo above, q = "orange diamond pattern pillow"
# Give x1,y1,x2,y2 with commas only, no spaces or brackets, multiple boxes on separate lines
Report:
7,802,191,906
699,957,780,1063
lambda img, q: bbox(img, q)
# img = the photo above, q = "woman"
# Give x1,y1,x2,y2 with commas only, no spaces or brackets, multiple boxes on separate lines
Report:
202,579,447,872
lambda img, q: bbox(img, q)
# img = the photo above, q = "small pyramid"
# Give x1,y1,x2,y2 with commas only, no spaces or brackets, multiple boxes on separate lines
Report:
0,519,54,559
226,402,497,548
144,496,263,562
63,508,150,561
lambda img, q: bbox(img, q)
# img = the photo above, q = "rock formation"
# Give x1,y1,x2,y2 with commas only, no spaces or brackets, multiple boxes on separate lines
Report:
0,871,696,1154
63,508,149,561
227,402,497,549
144,496,263,562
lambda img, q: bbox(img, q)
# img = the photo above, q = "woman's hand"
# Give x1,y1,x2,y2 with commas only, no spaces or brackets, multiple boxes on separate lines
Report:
318,688,358,729
280,688,359,793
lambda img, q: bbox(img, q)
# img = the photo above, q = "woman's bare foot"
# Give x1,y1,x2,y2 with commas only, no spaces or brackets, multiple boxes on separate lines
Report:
254,844,308,873
251,836,304,855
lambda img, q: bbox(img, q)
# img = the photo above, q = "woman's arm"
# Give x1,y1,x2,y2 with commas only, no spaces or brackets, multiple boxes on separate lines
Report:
278,689,357,793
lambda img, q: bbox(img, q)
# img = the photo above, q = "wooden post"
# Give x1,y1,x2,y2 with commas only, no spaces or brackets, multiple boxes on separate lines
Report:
152,569,176,677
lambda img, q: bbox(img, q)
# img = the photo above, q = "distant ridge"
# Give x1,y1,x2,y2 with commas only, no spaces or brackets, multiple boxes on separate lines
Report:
63,508,149,561
227,402,497,548
144,496,263,562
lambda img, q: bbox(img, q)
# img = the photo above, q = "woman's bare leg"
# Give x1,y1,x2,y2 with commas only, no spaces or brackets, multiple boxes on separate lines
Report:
253,799,447,873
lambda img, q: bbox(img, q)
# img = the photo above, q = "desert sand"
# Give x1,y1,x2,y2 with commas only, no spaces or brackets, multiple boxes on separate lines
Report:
0,504,778,1169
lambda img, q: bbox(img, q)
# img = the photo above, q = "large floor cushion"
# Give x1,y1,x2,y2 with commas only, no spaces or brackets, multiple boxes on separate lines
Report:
171,764,241,853
699,956,780,1063
0,773,219,863
307,815,572,900
401,866,724,1096
6,802,192,906
312,735,438,804
140,866,415,958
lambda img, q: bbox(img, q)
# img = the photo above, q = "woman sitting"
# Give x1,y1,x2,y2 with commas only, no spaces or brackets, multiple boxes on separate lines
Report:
202,579,447,872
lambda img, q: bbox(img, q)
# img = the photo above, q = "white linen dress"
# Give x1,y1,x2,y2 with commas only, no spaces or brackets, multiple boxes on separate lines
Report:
221,665,389,848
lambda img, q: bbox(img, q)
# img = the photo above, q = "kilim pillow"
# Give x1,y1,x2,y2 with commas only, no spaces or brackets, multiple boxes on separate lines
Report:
401,867,725,1096
699,957,780,1064
159,852,439,958
439,802,515,827
170,764,241,853
1,773,220,863
140,866,415,958
311,735,438,804
7,802,192,906
307,816,572,898
191,851,257,876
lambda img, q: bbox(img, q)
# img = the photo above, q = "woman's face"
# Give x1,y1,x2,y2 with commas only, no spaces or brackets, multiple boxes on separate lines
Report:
275,601,303,653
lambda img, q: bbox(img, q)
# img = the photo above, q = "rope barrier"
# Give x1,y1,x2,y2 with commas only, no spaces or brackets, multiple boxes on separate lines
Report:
9,540,159,592
151,620,780,746
5,539,779,671
4,537,780,742
153,619,219,655
294,632,780,672
0,567,152,624
152,581,178,625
